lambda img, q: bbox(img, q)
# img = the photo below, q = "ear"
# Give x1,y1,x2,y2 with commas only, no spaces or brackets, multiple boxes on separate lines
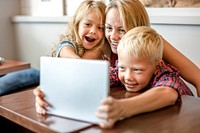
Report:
154,60,164,74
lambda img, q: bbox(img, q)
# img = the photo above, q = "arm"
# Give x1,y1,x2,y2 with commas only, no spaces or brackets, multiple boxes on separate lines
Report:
163,38,200,96
82,48,103,59
60,45,80,59
60,45,103,59
96,86,178,128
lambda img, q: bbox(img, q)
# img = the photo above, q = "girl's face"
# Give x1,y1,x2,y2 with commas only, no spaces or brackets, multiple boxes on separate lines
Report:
118,54,156,92
78,9,104,50
105,8,126,54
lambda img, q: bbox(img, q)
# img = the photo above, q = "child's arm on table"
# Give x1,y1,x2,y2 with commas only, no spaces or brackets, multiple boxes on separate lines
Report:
96,86,178,128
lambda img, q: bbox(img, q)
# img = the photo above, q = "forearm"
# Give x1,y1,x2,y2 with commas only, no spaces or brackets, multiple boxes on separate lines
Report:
82,49,103,59
120,87,178,118
163,38,200,96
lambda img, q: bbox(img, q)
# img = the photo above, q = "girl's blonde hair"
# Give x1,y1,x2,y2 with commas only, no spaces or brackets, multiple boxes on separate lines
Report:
118,26,163,64
52,0,106,57
106,0,150,32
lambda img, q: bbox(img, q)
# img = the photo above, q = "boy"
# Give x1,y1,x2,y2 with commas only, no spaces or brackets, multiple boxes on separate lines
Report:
96,26,193,128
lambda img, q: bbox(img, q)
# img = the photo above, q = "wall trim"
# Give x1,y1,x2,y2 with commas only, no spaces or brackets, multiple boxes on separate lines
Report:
12,8,200,25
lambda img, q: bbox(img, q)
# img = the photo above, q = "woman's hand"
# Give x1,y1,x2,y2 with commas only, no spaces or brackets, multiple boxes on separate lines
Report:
33,86,48,115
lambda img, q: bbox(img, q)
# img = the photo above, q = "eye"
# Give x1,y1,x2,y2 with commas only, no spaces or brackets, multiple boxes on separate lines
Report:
118,66,125,71
119,28,126,34
84,23,90,27
134,68,142,74
105,26,112,31
98,26,104,31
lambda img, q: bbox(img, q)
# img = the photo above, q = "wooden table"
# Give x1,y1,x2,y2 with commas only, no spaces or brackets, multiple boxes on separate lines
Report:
1,86,200,133
0,59,30,75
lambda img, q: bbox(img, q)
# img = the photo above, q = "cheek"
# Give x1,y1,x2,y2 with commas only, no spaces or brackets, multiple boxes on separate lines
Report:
118,72,124,82
120,34,125,39
98,31,104,39
78,25,85,37
137,73,152,85
105,31,109,40
78,27,82,38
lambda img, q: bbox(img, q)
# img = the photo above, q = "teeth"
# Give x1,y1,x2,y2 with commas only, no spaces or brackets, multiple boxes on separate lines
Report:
86,36,95,42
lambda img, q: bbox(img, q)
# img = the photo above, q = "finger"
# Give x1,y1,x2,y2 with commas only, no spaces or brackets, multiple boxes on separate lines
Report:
35,102,47,115
33,86,45,97
99,118,117,129
96,111,109,119
35,95,48,107
96,108,119,120
98,104,111,112
101,96,114,105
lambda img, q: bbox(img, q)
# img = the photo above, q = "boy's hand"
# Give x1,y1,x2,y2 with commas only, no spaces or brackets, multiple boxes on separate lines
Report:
96,96,124,128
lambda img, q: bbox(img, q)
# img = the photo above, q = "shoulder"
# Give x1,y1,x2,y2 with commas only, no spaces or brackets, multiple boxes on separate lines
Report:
59,40,76,48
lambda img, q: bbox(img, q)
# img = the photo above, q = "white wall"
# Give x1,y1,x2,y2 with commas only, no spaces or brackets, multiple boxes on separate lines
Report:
151,24,200,67
147,8,200,67
12,18,68,69
0,0,20,59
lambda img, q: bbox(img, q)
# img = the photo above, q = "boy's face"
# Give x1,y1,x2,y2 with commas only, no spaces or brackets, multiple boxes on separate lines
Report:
118,54,157,92
78,9,104,50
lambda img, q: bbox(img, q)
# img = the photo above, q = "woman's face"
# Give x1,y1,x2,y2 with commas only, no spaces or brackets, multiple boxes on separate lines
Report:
105,8,126,54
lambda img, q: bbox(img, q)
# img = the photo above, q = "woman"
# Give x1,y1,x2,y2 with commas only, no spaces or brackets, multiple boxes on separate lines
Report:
102,0,200,94
34,0,200,118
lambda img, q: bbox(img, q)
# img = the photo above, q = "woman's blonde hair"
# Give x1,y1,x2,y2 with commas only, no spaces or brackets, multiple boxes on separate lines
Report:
118,26,163,64
52,0,106,57
106,0,150,32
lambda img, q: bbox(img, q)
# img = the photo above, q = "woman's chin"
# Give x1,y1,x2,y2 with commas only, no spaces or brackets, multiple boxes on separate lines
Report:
111,47,117,54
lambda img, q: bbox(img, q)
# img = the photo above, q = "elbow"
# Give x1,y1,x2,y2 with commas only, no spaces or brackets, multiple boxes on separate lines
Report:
164,87,179,105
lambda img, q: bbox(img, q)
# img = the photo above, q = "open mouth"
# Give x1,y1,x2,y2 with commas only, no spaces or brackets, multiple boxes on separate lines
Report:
111,42,118,48
86,36,95,42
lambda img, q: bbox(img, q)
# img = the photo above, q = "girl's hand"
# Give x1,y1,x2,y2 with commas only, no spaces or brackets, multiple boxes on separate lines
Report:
33,86,48,115
96,96,124,128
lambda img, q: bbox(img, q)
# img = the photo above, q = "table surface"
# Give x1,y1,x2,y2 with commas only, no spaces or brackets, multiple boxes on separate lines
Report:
0,59,30,75
1,86,200,133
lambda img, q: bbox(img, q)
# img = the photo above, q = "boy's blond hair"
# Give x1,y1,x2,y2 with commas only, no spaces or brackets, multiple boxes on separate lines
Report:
52,0,106,57
117,26,163,64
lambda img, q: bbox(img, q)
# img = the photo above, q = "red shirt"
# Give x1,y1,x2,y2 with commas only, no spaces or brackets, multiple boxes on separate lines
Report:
102,53,121,87
148,62,193,96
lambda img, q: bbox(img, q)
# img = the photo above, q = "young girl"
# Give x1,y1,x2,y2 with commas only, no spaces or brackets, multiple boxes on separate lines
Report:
51,0,106,59
34,0,106,114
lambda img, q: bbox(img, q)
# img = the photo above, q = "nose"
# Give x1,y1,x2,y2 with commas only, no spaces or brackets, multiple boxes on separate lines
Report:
125,70,134,81
110,30,120,41
90,26,97,34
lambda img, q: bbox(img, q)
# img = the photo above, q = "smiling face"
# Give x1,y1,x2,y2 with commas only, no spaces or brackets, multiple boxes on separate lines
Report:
118,54,157,92
105,8,126,54
78,9,104,50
